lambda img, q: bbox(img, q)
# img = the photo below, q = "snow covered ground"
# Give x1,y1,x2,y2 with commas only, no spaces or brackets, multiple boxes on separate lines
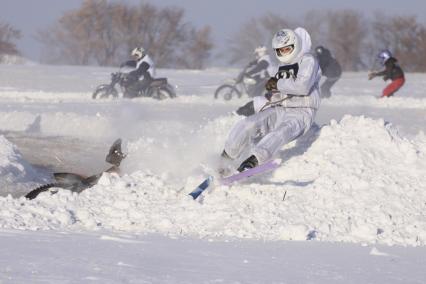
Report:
0,63,426,283
1,230,425,283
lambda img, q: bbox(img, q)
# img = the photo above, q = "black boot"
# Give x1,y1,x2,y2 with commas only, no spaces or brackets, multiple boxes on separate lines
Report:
235,101,255,116
105,139,126,167
237,155,258,172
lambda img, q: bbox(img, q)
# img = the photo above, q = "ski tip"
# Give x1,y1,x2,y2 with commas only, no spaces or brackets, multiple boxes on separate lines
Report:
273,158,282,165
188,176,214,200
189,191,200,200
207,175,214,182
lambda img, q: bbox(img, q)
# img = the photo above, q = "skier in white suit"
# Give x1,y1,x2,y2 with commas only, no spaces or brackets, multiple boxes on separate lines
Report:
221,27,321,173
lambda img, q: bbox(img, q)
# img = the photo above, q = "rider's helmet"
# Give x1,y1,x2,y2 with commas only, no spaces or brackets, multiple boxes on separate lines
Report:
131,47,145,60
272,29,301,64
254,46,267,59
314,46,325,56
377,49,392,65
314,45,332,59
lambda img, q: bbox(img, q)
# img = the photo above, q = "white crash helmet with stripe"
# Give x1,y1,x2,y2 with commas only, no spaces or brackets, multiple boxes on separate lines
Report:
131,47,145,60
271,29,301,64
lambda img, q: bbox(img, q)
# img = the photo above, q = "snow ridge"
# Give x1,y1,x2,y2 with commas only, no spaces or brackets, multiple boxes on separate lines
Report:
0,136,48,196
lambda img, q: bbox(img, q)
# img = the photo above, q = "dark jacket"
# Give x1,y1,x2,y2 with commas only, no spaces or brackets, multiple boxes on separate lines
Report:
316,48,342,78
375,57,404,81
245,59,269,78
121,59,151,82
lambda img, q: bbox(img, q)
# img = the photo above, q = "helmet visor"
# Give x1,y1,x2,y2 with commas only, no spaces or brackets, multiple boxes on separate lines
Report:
276,45,294,57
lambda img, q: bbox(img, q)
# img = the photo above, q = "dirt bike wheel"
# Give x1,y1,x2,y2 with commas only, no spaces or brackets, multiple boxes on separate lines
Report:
165,84,177,98
214,84,240,100
92,85,118,99
151,86,176,100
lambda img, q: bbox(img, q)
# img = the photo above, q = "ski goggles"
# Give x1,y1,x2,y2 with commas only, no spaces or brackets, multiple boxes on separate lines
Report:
275,45,294,56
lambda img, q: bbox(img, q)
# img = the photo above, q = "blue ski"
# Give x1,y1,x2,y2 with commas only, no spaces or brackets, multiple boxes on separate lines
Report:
189,176,214,200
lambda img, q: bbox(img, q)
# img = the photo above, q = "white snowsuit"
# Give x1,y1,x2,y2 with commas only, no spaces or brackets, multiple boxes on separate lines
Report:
137,54,156,78
224,28,321,164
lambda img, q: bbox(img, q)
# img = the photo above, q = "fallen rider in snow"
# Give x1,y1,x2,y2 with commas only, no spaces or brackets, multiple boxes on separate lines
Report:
220,27,321,174
25,139,126,200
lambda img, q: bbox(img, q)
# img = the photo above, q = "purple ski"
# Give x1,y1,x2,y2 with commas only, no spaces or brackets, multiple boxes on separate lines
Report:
189,159,281,200
220,159,282,186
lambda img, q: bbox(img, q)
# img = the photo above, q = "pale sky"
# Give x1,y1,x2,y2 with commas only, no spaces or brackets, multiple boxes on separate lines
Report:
2,0,426,62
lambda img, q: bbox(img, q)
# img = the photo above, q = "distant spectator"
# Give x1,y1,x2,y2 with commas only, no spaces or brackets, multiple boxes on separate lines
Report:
314,46,342,98
368,49,405,98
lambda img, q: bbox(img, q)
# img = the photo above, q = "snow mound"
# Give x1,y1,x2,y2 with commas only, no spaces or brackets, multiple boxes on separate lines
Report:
1,116,426,246
0,136,47,196
266,115,426,245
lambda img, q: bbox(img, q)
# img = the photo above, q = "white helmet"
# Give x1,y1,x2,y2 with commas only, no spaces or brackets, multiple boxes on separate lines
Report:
272,29,301,64
131,47,145,60
254,46,267,59
378,49,392,65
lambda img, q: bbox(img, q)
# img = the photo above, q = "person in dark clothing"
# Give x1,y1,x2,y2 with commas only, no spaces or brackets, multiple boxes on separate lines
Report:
314,46,342,98
234,47,273,116
368,49,405,98
120,47,156,98
245,47,272,80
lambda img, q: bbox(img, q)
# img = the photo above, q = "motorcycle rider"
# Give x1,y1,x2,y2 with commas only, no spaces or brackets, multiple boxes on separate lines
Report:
234,47,274,116
120,47,156,98
243,46,274,97
221,27,321,173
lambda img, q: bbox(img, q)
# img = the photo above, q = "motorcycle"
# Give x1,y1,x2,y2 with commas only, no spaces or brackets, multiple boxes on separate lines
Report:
92,71,176,100
214,67,267,101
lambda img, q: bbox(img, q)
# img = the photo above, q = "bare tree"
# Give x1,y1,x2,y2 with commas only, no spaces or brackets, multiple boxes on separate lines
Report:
176,26,213,69
117,3,213,68
417,27,426,72
126,5,189,67
227,13,291,65
37,0,213,69
302,10,330,50
325,10,367,71
227,10,367,70
37,0,105,65
370,13,426,71
0,22,21,57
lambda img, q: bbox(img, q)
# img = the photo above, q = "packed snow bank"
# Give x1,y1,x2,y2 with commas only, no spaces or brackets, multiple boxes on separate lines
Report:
0,136,48,196
1,116,426,246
